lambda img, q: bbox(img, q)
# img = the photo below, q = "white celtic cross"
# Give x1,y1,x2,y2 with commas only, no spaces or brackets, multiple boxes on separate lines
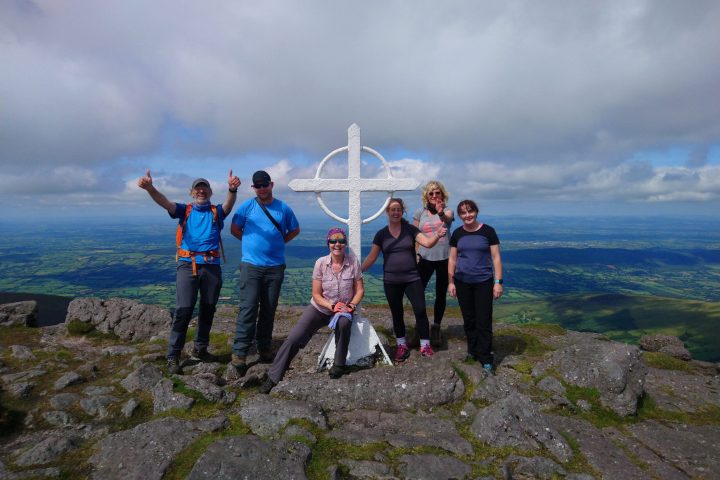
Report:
288,123,420,260
289,124,420,368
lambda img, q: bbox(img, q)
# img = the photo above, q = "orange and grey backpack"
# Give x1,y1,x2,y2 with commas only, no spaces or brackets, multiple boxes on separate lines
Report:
175,204,226,275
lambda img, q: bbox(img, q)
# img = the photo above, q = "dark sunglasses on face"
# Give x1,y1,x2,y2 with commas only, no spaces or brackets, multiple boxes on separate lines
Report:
429,191,442,197
328,238,347,245
253,182,270,189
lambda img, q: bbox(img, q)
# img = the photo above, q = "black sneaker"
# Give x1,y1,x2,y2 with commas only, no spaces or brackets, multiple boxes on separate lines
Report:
329,365,345,379
167,357,182,374
259,377,276,394
430,324,442,348
191,347,218,363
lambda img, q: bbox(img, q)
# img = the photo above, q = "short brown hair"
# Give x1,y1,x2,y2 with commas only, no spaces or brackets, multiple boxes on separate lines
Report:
456,199,478,216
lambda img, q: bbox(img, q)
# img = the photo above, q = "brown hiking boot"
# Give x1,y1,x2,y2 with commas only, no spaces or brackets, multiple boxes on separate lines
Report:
231,354,247,374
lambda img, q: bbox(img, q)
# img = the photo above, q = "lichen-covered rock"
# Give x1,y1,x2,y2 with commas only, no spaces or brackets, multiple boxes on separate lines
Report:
238,396,327,437
187,435,311,480
639,334,692,360
14,435,77,466
120,363,163,392
53,371,85,391
396,454,472,480
471,393,573,463
180,373,236,404
88,416,227,480
0,301,38,327
152,378,194,413
65,297,171,341
533,331,647,416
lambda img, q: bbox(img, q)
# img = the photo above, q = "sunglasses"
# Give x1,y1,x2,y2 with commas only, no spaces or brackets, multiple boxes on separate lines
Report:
428,191,443,197
328,238,347,245
253,182,270,189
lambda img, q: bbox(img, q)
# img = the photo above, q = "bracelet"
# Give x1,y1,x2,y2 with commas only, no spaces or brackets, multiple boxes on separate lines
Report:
229,188,238,193
347,303,355,310
494,279,503,285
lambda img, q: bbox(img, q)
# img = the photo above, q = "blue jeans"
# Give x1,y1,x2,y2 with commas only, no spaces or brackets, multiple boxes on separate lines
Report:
232,262,286,356
167,262,222,359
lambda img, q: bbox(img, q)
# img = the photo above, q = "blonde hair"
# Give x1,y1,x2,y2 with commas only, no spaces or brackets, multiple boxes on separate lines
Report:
421,180,449,205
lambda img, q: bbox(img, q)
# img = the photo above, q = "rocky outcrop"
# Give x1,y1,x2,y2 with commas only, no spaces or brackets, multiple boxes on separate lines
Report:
2,301,719,479
532,331,647,416
0,301,37,327
639,334,693,360
65,297,171,341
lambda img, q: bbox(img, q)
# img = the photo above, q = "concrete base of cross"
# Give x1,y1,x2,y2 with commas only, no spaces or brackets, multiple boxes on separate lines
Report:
317,316,393,371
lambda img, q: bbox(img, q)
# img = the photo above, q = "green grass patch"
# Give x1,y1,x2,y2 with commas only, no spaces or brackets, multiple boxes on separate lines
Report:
494,327,553,357
66,319,95,335
558,431,598,476
642,352,691,372
306,436,387,480
0,325,42,347
637,395,720,425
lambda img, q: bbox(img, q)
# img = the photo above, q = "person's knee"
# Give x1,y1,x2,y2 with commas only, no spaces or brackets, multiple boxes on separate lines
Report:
336,317,352,331
172,307,193,331
199,303,216,315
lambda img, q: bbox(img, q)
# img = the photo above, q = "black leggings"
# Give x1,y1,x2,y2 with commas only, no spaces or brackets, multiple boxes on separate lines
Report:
417,258,449,325
383,279,430,340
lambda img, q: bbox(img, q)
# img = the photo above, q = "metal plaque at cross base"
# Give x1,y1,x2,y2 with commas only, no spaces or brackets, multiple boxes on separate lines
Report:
289,124,420,370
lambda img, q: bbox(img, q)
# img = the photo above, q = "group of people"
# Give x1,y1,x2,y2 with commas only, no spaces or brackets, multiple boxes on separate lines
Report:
139,171,503,392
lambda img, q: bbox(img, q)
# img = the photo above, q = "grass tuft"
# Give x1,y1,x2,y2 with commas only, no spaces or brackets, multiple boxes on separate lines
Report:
642,352,691,371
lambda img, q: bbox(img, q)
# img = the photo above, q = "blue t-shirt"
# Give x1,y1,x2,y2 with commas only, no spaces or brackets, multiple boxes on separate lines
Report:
449,224,499,283
232,198,299,267
171,203,226,265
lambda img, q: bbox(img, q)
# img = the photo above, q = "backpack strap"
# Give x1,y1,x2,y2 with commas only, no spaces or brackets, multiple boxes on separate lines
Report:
255,198,283,234
175,204,224,275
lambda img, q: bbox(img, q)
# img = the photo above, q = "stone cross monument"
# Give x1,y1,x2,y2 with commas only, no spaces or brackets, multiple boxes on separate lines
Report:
288,123,420,260
289,124,421,368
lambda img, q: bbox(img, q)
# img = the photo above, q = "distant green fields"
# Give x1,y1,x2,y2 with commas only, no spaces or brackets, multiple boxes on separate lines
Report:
489,293,720,362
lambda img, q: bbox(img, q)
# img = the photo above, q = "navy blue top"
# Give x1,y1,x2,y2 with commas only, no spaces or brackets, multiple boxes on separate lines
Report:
449,224,499,283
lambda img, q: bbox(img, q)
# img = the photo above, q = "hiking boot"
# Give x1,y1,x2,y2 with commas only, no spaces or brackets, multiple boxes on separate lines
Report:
231,354,247,374
167,357,182,375
259,377,276,394
420,344,435,357
394,344,410,363
482,363,494,374
430,324,442,348
258,349,275,364
191,347,217,363
329,365,345,379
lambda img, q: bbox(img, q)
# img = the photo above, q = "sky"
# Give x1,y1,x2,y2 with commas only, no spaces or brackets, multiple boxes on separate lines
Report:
1,0,719,222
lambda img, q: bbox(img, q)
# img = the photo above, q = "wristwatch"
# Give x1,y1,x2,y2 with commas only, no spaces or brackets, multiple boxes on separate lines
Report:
494,279,503,285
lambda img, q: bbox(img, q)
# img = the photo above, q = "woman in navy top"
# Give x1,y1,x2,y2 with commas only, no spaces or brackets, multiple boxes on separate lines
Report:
362,198,447,362
448,199,504,371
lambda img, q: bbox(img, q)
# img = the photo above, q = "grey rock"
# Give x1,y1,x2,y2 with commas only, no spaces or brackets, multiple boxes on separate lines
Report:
0,301,38,327
50,393,81,410
338,459,394,479
533,331,646,416
43,410,73,427
152,378,194,413
659,344,693,361
238,396,327,437
83,386,114,396
6,382,34,398
274,357,463,411
10,345,35,360
80,395,119,418
537,375,566,395
65,297,171,341
627,420,720,478
187,435,311,480
602,427,689,480
639,334,688,356
644,366,720,412
14,435,77,466
1,368,45,384
396,454,472,480
53,371,85,391
576,399,592,411
505,455,566,479
182,361,223,375
121,398,140,418
283,424,317,443
101,345,138,356
329,409,473,456
120,362,163,392
88,416,228,480
180,373,235,404
548,414,653,479
470,393,572,463
472,372,513,402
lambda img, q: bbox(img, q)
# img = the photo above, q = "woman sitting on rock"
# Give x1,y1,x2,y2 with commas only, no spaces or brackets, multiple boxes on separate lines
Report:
260,227,364,394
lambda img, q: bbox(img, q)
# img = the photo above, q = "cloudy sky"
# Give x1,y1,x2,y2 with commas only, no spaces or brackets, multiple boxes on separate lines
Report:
1,0,719,221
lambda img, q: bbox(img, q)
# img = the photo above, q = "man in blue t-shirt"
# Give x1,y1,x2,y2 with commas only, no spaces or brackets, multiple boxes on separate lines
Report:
138,169,241,374
230,170,300,373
